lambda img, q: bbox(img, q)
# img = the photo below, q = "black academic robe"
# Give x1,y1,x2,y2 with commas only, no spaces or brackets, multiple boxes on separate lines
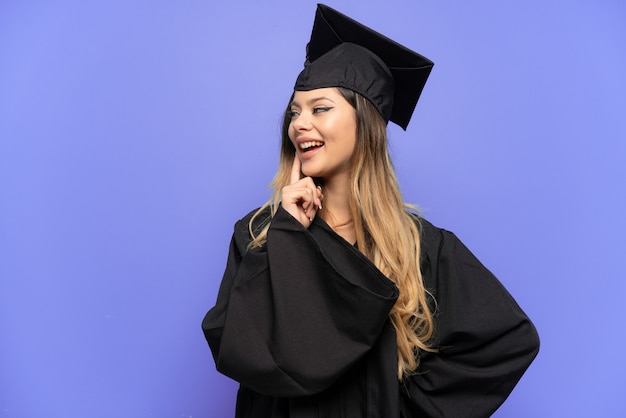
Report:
202,206,539,417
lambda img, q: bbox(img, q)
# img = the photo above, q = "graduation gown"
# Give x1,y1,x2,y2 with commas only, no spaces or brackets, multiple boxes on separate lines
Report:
202,206,539,417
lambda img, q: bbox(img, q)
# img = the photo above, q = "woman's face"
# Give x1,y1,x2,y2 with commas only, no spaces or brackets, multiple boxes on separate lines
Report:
288,88,357,180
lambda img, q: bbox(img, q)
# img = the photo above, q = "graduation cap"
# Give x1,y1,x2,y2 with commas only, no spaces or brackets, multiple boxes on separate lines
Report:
294,4,434,130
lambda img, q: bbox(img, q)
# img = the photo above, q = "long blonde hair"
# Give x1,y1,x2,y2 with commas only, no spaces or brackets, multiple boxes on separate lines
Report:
249,88,436,379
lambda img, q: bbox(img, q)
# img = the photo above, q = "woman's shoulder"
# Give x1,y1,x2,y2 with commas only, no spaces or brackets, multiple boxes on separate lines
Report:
235,206,269,227
230,206,273,250
406,211,446,248
407,212,473,264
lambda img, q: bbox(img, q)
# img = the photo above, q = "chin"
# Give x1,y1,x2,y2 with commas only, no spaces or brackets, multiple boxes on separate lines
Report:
301,164,321,178
303,170,321,179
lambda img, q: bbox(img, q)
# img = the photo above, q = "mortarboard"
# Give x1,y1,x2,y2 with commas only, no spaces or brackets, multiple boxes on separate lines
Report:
294,4,434,130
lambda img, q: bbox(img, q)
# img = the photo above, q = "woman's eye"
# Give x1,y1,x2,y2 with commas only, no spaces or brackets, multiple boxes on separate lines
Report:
287,110,299,118
313,106,332,114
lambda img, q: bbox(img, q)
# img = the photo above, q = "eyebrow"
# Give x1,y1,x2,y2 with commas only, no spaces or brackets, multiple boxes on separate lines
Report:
290,96,336,107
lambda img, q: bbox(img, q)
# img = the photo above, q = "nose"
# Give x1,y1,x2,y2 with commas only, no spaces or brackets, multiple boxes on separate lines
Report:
292,111,312,131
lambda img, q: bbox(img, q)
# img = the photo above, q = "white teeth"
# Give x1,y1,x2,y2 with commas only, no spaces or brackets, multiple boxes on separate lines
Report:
300,141,323,150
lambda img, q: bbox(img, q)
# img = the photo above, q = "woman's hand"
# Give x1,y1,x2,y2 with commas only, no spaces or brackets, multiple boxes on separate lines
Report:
280,157,323,228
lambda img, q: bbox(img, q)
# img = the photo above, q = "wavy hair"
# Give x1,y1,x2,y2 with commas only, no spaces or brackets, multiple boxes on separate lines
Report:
248,87,436,378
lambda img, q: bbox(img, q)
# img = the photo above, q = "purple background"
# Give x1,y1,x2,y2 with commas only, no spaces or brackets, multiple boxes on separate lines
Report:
1,1,625,417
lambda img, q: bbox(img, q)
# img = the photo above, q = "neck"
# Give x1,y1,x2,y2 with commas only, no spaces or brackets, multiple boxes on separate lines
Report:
320,174,353,230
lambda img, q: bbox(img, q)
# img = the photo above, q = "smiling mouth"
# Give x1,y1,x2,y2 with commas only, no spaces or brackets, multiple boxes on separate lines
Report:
300,141,324,152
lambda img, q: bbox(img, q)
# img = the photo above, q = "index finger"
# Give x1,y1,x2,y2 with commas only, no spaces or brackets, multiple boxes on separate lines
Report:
290,155,302,185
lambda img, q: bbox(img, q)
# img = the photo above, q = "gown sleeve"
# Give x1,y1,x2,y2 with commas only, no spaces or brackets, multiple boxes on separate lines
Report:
202,206,399,398
400,220,540,418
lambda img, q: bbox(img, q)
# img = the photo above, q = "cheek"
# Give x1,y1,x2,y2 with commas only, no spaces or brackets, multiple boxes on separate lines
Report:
288,122,296,138
341,121,358,150
287,131,301,155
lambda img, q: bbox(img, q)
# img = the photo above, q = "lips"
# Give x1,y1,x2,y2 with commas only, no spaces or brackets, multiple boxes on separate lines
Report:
300,140,324,152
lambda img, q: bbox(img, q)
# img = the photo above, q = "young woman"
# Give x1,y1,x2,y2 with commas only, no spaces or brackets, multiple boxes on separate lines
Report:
203,5,539,417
